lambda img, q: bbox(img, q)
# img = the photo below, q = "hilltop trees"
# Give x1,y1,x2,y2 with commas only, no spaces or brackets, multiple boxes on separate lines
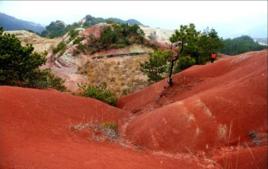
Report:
170,23,223,65
41,20,66,38
0,27,66,91
220,35,266,55
141,23,223,83
81,23,145,54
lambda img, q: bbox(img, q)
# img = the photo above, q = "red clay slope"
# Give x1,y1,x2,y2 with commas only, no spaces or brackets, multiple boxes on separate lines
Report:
0,86,214,169
118,50,268,154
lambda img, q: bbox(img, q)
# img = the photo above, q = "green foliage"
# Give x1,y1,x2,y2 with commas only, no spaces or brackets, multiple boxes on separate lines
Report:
79,84,117,106
175,56,196,72
170,23,223,64
26,68,66,91
41,20,66,38
140,50,172,82
68,29,79,41
82,15,141,28
41,20,81,39
197,28,223,63
141,24,223,83
170,23,200,54
41,15,143,39
52,41,66,55
101,121,118,133
64,22,80,33
84,24,145,54
73,36,84,45
220,35,266,55
99,27,118,48
0,28,66,90
82,15,105,28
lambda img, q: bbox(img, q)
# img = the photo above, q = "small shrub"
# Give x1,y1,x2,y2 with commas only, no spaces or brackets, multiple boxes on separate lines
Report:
68,29,79,41
27,68,66,91
101,121,118,139
79,84,117,105
73,36,84,45
101,121,118,133
140,50,171,82
52,41,66,54
175,56,196,72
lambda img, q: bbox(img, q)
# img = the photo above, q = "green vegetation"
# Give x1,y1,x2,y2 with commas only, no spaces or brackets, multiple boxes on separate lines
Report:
82,15,105,28
0,27,66,91
41,15,142,39
220,35,266,55
170,23,223,65
175,56,196,72
100,24,144,47
73,36,84,45
101,121,118,133
41,20,81,39
140,50,171,82
78,24,145,54
82,15,141,28
141,23,223,82
79,84,117,106
52,41,66,55
68,29,79,42
27,68,66,91
41,20,66,38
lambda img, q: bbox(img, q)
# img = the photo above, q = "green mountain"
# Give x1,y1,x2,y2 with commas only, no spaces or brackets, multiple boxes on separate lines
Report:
0,12,44,33
221,35,267,55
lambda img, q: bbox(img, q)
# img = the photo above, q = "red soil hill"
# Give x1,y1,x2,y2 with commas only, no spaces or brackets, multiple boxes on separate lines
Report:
118,50,268,168
0,50,267,169
0,87,214,169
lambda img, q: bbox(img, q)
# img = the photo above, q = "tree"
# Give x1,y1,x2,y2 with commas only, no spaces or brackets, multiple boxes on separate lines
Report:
170,23,200,56
197,28,223,63
41,20,66,38
141,24,223,85
220,35,266,55
170,23,223,65
0,27,66,91
167,41,183,86
175,56,196,72
140,50,172,82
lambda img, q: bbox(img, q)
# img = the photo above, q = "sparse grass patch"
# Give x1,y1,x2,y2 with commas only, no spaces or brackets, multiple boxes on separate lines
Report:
52,41,66,55
70,121,119,141
79,84,117,106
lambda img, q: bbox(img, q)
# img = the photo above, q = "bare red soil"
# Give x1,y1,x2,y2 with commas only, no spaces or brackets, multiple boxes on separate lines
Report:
212,146,268,169
0,87,214,169
1,50,267,169
118,50,268,168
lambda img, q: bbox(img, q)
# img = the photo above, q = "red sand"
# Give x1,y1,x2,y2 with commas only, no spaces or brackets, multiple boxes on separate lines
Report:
0,87,212,169
1,50,267,169
118,50,268,168
212,146,268,169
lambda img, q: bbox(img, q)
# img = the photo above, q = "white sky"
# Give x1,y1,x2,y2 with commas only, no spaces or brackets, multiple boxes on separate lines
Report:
0,1,267,38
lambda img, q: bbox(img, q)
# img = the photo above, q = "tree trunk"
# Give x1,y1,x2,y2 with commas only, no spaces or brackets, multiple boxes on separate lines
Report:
167,41,184,87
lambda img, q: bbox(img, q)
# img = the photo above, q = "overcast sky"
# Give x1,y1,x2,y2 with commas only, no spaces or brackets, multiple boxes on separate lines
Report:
0,1,267,38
